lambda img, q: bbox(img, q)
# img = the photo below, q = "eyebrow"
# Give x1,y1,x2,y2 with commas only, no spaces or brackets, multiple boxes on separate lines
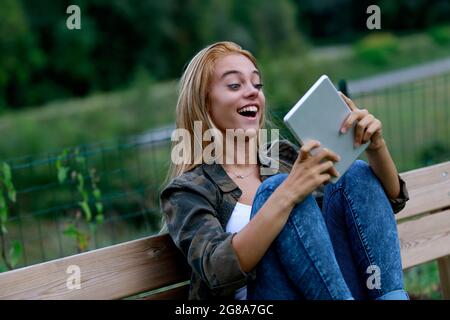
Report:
220,70,260,80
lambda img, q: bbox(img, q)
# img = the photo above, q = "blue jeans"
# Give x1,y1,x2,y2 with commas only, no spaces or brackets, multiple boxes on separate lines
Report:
247,160,409,300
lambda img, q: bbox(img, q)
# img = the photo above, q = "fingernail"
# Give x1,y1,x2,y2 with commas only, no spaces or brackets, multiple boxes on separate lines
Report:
354,143,360,148
341,128,346,133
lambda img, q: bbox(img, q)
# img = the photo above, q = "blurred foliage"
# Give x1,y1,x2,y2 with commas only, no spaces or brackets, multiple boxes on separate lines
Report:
0,0,46,109
1,0,450,109
295,0,450,43
0,162,21,270
2,30,450,160
404,262,442,300
418,142,450,166
0,0,305,109
56,148,104,253
354,33,399,65
428,24,450,45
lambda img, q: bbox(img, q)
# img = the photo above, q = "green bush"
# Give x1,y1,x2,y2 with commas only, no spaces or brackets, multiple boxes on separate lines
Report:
354,33,400,65
428,24,450,45
417,141,450,166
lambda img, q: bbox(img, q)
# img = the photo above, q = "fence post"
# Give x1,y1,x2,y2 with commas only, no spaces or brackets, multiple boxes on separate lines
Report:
338,79,349,98
437,255,450,299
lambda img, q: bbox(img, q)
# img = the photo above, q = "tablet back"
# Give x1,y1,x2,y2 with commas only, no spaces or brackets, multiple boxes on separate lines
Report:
283,75,369,183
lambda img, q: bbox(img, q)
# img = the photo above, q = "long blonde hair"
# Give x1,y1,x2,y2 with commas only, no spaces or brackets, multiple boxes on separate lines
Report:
160,42,274,234
165,41,266,183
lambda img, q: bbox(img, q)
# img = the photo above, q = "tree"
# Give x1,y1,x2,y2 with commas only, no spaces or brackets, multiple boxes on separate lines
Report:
0,0,45,109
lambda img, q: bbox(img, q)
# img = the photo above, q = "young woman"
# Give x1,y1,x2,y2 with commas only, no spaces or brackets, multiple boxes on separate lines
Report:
160,41,410,300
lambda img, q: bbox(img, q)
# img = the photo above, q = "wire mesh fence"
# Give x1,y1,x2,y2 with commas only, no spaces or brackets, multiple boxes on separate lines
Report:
0,134,173,271
349,72,450,171
1,72,449,272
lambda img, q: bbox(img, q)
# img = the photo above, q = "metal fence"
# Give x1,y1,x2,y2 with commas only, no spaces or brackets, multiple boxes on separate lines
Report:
0,132,173,271
1,71,449,272
349,71,450,171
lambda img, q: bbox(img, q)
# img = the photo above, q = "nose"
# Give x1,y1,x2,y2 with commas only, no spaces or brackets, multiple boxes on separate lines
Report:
243,83,259,98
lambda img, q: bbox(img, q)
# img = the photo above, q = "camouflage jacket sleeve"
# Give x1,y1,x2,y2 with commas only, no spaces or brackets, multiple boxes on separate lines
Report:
160,177,255,297
388,174,409,214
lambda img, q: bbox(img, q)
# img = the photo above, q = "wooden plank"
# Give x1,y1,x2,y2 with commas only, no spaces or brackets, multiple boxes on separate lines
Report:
437,256,450,300
396,180,450,221
398,209,450,269
399,161,450,190
396,161,450,221
0,233,190,300
143,283,190,300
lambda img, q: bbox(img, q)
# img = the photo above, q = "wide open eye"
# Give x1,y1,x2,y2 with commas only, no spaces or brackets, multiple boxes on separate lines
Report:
227,83,241,90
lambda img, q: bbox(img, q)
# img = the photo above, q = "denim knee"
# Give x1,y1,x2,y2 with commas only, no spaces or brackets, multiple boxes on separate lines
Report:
251,174,289,218
252,173,320,220
375,289,410,300
345,160,372,178
341,160,382,190
256,173,289,195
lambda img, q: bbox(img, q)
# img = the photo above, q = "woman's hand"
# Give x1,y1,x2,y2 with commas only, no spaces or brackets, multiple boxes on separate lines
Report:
280,140,340,206
339,92,385,151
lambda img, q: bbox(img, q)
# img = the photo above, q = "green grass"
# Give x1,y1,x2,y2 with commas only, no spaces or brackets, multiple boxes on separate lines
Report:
0,80,178,159
404,262,442,300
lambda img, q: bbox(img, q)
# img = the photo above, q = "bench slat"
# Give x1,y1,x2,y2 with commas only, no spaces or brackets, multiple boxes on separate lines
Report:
398,209,450,269
396,161,450,221
0,233,189,300
400,162,450,189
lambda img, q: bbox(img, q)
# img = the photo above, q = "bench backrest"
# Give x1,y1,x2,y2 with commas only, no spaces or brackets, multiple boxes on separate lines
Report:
0,161,448,299
395,161,450,270
0,233,189,299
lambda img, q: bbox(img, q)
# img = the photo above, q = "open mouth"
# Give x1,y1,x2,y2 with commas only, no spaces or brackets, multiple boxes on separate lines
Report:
237,105,258,118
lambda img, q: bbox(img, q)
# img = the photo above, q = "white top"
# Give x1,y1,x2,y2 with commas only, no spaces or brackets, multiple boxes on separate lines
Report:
225,202,252,300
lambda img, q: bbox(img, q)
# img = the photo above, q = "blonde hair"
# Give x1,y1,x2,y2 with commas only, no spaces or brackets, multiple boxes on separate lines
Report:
165,41,266,183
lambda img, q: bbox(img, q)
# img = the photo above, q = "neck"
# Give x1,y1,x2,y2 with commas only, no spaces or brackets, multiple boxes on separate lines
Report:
222,134,258,167
221,138,260,181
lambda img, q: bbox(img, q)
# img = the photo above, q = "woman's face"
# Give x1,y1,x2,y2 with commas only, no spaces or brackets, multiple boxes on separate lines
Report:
208,54,265,133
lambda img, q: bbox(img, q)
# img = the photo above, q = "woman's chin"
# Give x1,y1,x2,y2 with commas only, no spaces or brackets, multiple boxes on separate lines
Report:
237,124,259,135
238,116,260,129
220,116,261,135
223,124,259,140
243,127,258,138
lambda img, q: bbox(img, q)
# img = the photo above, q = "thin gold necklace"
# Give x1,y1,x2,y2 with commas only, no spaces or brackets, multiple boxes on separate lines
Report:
224,166,256,179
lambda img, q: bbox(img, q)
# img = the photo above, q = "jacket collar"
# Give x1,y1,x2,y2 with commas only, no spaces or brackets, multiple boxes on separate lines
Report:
202,163,239,193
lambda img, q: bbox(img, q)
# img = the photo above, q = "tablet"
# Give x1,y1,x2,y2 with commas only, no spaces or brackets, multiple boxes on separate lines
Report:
283,75,369,183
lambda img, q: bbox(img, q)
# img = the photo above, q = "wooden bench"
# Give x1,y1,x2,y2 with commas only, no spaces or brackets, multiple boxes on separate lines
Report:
0,161,449,300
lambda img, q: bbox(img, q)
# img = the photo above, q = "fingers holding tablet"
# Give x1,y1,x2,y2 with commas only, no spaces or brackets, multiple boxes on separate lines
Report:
298,140,321,161
296,140,341,180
